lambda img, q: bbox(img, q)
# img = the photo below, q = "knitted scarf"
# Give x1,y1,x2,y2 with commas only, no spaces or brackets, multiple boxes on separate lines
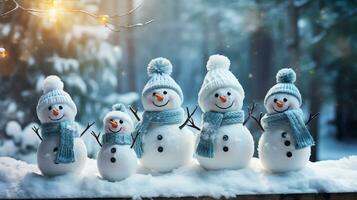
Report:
196,110,244,158
132,108,184,158
102,133,133,146
41,121,78,164
261,108,314,149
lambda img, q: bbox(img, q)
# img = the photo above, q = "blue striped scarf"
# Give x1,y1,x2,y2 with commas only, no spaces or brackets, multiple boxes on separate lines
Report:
102,133,133,146
196,110,244,158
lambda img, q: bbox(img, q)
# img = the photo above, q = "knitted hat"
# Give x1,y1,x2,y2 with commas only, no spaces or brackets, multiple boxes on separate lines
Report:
103,103,133,127
36,75,77,116
198,55,244,108
264,68,302,106
142,57,184,101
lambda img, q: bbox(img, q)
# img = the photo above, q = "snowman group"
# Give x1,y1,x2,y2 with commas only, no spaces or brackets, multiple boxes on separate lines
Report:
34,54,315,181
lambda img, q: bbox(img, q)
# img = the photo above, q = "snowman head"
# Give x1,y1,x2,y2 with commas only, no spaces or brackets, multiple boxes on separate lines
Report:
264,68,302,114
141,57,183,111
198,55,245,112
36,75,77,123
103,104,134,134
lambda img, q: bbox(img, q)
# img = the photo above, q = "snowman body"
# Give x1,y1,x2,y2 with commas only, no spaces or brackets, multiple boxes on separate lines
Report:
37,134,87,176
140,124,195,173
197,123,254,170
258,128,311,173
97,143,137,181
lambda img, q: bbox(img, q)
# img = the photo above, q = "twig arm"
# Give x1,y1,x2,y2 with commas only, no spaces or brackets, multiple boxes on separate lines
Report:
32,126,42,141
251,112,265,132
80,122,95,137
243,103,256,125
130,131,141,149
179,106,199,130
129,106,141,121
305,112,319,125
91,131,102,147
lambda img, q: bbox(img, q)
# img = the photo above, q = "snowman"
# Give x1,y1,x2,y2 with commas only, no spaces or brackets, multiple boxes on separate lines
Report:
195,55,254,170
34,75,90,176
256,68,315,173
131,57,196,173
91,103,138,182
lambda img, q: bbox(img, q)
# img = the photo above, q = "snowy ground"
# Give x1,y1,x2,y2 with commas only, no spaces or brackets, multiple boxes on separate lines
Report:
1,156,357,198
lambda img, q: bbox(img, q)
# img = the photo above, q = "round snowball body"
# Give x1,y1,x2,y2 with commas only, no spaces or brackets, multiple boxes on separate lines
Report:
265,94,300,114
258,127,311,173
38,103,76,124
97,144,138,182
139,125,196,173
196,124,254,170
200,87,243,113
142,88,182,111
37,135,87,176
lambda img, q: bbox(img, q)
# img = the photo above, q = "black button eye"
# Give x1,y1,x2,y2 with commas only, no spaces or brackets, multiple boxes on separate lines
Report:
227,92,231,96
152,92,156,96
163,91,167,95
110,119,113,122
59,105,63,110
119,120,123,124
274,99,278,103
283,98,288,102
214,93,219,98
48,106,52,111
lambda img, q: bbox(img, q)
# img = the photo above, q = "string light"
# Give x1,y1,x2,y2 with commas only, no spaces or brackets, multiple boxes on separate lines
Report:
0,48,7,59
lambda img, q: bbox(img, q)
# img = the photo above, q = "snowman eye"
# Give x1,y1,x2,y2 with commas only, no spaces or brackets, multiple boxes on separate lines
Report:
163,91,167,95
110,119,113,122
48,106,52,111
283,98,288,102
273,99,277,103
119,120,123,124
214,93,219,98
227,92,231,96
59,105,63,110
152,92,156,96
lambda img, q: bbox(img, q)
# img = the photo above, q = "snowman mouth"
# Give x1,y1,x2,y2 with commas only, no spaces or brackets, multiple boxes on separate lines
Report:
49,115,64,121
215,101,234,110
109,127,122,133
273,106,290,113
153,100,170,107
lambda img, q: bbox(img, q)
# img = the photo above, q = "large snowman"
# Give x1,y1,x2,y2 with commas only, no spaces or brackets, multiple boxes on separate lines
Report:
196,55,254,170
92,103,138,181
132,57,196,173
257,68,315,173
35,75,87,176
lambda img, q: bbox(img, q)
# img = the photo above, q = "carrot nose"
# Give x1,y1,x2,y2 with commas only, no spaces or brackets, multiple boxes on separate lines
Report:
219,95,227,103
110,121,118,128
155,94,164,102
52,109,59,116
276,101,284,108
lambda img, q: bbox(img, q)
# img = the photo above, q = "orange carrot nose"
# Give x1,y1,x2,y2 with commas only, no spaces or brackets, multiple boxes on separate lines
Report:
219,95,227,103
52,109,59,116
276,101,284,108
110,121,118,128
155,94,164,102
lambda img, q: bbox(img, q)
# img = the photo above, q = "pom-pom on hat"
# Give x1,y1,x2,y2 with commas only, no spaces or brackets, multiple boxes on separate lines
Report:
103,103,133,127
264,68,302,106
198,54,245,109
142,57,183,101
36,75,77,116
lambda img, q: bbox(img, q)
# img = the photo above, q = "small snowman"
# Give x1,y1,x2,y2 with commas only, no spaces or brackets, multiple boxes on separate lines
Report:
131,57,196,173
91,104,138,182
255,68,315,173
34,75,90,176
195,55,254,170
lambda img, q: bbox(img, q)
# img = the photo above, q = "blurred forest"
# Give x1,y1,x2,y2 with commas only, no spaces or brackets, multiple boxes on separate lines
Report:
0,0,356,162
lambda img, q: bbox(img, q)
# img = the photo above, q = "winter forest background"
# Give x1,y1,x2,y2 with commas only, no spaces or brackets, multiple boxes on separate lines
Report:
0,0,356,164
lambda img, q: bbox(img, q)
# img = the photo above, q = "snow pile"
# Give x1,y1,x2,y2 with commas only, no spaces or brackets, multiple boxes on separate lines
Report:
0,156,357,198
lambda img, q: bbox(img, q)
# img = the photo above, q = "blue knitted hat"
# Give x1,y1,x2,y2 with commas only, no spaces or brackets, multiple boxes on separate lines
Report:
36,75,77,116
264,68,302,106
142,57,184,101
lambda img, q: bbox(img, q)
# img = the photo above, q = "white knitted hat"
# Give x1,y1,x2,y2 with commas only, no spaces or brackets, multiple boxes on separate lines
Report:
103,103,133,127
198,55,245,108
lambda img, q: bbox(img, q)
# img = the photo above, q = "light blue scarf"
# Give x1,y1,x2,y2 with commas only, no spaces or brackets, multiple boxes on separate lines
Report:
41,121,78,164
132,108,184,158
196,110,244,158
102,133,133,146
261,108,314,149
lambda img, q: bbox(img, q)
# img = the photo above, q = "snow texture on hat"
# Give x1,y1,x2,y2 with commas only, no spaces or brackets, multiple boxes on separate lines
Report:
198,55,245,108
103,103,133,127
142,57,183,101
36,75,77,116
264,68,302,106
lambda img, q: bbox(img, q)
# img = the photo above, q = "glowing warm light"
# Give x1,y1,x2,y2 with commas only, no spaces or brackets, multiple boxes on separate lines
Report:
48,7,57,22
98,15,109,25
0,48,7,59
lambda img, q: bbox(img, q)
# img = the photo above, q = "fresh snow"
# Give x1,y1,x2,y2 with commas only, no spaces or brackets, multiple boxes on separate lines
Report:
0,156,357,198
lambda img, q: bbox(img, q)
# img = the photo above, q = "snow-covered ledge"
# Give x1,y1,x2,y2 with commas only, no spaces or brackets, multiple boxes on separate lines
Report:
1,156,356,198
